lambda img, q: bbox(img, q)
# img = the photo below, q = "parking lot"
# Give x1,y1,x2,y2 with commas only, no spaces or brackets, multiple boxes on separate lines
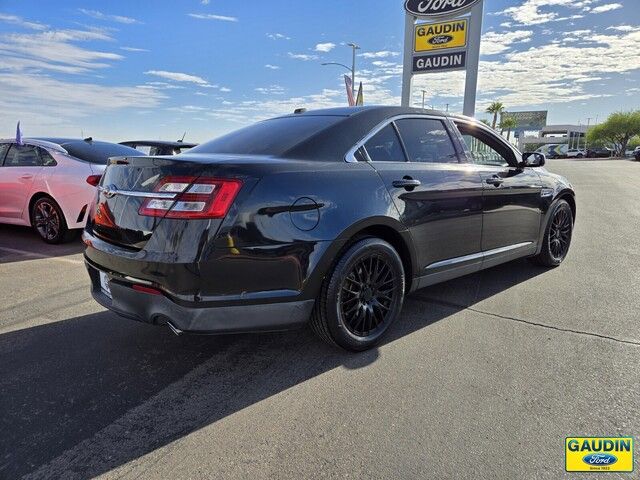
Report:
1,159,638,479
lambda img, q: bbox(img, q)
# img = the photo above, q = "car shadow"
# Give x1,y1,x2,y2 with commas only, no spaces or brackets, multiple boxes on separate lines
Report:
0,259,546,479
0,225,84,264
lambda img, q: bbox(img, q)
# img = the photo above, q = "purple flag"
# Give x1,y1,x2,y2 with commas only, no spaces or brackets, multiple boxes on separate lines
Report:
16,121,23,146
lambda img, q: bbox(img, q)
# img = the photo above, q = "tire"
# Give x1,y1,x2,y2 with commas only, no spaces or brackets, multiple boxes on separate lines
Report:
310,238,405,351
530,199,573,267
577,154,583,158
31,196,76,244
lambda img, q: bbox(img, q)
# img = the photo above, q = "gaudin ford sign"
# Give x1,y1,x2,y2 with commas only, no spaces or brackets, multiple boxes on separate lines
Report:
401,0,484,117
415,19,468,52
404,0,481,17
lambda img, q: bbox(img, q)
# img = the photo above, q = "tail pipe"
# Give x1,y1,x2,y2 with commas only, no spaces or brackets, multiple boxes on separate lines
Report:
166,321,183,336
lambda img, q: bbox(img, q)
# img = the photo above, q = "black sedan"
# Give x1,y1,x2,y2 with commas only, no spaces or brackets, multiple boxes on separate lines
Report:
83,106,575,351
586,147,613,158
119,140,198,156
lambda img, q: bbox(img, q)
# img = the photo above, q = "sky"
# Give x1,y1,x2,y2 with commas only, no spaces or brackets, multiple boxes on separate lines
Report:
0,0,638,142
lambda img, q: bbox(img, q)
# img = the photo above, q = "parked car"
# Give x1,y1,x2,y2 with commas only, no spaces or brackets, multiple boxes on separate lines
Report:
538,144,566,159
565,149,586,158
586,147,613,158
119,140,198,156
83,106,576,351
0,137,140,243
634,146,640,161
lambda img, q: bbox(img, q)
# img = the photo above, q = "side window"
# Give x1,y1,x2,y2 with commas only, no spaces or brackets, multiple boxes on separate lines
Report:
3,144,42,167
0,144,9,165
135,145,152,155
395,118,458,163
364,124,406,162
37,147,57,166
353,147,368,162
455,123,514,167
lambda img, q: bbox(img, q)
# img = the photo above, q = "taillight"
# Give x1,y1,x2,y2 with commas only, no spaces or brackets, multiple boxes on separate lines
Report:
138,176,242,219
86,174,102,186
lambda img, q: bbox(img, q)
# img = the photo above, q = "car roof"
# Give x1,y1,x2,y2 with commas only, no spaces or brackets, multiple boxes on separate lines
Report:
278,105,446,119
120,140,198,148
7,137,142,163
30,137,127,148
1,137,126,154
32,137,139,149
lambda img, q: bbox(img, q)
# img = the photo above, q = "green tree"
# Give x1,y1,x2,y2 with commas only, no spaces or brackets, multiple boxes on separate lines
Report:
485,101,505,129
628,135,640,149
480,119,491,127
524,142,545,151
500,117,518,141
587,111,640,156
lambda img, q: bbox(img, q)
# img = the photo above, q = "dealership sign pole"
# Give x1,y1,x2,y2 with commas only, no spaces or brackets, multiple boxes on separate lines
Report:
401,0,484,117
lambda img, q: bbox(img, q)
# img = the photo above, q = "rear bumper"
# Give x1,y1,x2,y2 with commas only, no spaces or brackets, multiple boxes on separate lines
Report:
86,261,314,334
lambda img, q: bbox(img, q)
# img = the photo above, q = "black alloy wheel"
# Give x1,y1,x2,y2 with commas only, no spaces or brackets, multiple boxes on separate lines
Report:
31,197,74,244
531,199,573,267
310,237,405,351
549,206,572,261
340,255,396,337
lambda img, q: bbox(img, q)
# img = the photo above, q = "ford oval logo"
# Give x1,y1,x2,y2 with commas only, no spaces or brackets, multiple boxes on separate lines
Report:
582,453,617,466
405,0,480,17
429,35,454,45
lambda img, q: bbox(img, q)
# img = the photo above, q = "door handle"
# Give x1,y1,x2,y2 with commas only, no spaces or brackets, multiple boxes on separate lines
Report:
392,178,421,189
485,176,504,186
20,174,33,180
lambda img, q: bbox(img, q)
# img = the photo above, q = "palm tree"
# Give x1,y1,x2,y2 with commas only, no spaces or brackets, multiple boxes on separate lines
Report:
486,101,505,129
500,117,518,141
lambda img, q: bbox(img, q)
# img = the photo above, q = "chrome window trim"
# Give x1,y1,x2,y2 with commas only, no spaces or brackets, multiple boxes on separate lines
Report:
344,113,448,163
425,241,533,271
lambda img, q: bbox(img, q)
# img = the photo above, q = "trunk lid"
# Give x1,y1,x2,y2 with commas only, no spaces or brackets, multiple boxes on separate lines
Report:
87,155,259,250
87,156,213,250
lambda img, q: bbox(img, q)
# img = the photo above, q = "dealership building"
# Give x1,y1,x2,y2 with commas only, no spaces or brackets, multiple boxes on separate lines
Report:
499,111,589,151
518,124,589,151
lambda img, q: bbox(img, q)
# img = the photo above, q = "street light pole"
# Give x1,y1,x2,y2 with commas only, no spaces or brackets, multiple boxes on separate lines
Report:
585,117,592,153
322,43,361,104
421,90,427,109
347,42,360,98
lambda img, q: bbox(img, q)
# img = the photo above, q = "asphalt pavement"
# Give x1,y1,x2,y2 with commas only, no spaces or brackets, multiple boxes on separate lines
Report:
1,159,638,479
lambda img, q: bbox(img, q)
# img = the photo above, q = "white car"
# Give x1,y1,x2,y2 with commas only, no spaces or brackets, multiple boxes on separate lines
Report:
565,149,586,158
0,138,141,243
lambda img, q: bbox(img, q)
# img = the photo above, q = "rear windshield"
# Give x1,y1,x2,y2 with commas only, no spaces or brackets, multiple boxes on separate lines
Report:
190,115,343,156
63,141,141,164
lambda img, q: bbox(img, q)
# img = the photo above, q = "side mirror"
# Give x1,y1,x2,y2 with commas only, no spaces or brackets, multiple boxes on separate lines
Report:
522,152,546,167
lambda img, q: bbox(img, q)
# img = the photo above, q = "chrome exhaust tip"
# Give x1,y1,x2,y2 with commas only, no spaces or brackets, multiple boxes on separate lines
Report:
166,321,183,336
